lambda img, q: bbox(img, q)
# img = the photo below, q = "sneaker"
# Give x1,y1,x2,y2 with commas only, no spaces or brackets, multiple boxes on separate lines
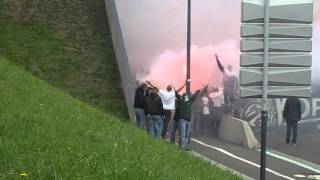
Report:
292,143,296,145
286,142,290,145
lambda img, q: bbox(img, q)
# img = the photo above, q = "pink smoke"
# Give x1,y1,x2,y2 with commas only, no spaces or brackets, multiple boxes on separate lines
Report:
313,0,320,81
122,0,320,88
143,40,239,92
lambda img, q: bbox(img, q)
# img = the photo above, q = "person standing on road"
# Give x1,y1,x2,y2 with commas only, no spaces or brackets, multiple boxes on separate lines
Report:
170,91,182,144
209,86,224,136
196,92,213,137
179,86,208,150
283,97,302,145
134,83,147,129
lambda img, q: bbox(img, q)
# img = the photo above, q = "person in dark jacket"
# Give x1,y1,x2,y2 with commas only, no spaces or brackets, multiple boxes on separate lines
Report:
179,86,208,149
134,83,147,129
144,87,164,138
170,91,182,144
283,97,302,145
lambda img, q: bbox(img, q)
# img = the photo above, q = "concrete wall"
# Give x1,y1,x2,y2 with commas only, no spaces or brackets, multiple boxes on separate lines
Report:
219,115,259,149
104,0,135,121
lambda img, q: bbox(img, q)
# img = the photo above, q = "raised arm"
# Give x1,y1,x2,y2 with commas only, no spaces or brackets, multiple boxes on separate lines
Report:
190,90,200,103
176,82,186,93
199,85,208,97
215,54,225,73
190,85,208,103
146,81,158,90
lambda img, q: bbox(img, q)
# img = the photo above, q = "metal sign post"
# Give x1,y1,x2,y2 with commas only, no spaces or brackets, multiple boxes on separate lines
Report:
240,0,313,98
186,0,191,98
241,0,313,179
261,0,270,179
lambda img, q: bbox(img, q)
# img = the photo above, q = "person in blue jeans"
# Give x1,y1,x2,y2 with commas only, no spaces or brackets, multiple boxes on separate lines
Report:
170,120,180,143
134,83,147,129
179,86,208,149
144,87,164,138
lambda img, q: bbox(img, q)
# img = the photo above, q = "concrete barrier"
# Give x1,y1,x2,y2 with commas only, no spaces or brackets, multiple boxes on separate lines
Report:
104,0,135,121
218,115,259,149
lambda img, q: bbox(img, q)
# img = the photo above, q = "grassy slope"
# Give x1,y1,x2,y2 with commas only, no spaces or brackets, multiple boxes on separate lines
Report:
0,58,240,179
0,0,240,179
0,0,127,118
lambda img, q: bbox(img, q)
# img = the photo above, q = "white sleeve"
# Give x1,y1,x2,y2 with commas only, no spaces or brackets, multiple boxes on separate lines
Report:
159,89,165,94
158,89,165,98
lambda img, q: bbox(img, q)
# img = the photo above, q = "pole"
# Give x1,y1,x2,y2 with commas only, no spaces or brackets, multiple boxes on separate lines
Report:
260,0,269,179
186,0,191,98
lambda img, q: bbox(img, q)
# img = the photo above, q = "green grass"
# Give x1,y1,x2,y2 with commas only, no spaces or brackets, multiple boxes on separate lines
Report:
0,0,240,179
0,0,127,118
0,58,241,179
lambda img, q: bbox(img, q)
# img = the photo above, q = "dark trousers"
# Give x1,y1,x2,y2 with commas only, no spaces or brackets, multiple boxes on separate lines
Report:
286,120,298,144
212,107,223,136
162,110,172,138
224,89,235,114
201,114,211,136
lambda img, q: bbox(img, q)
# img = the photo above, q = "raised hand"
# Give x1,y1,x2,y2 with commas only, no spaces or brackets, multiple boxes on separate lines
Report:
214,54,219,60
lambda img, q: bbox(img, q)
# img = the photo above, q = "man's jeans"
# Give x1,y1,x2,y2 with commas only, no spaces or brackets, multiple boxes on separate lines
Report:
286,120,298,144
134,108,145,130
179,119,191,149
170,120,180,144
148,115,163,138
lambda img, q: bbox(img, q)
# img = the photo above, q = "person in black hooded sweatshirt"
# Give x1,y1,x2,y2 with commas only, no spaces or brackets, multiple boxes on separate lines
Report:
283,97,302,145
134,83,147,129
144,87,164,138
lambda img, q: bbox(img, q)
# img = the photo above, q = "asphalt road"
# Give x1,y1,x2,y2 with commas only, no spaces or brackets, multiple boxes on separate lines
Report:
189,136,320,180
267,123,320,165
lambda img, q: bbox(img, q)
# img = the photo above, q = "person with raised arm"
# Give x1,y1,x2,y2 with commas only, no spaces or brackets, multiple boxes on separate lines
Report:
179,85,208,150
146,81,185,139
144,87,164,138
133,82,148,129
214,54,238,114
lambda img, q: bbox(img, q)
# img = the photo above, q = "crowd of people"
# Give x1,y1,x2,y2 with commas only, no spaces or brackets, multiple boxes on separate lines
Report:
133,54,239,150
133,53,304,149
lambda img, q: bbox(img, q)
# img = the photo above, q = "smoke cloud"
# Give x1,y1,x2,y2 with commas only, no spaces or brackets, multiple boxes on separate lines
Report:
116,0,320,90
141,40,239,92
313,0,320,83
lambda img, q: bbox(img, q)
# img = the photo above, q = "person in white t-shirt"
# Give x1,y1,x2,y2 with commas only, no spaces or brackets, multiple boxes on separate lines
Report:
147,81,185,139
200,96,212,136
209,86,224,136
